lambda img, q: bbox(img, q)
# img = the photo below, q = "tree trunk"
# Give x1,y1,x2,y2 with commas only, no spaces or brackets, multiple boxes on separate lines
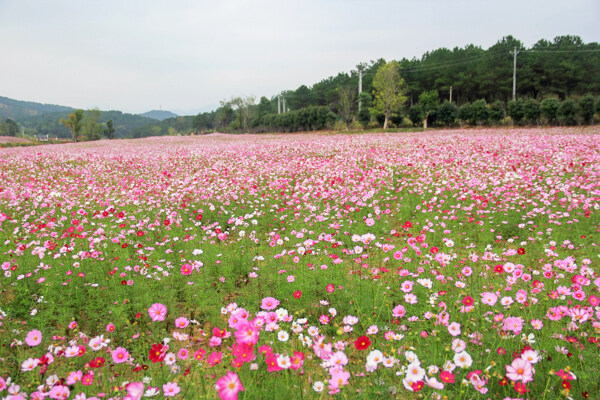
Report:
383,114,389,129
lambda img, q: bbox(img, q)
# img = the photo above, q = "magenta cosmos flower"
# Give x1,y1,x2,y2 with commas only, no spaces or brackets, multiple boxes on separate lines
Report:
260,297,279,311
148,303,167,321
215,371,244,400
112,347,130,364
25,329,42,347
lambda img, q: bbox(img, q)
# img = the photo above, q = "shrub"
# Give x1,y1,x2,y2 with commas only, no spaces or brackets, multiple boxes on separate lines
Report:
557,99,577,126
522,99,540,125
457,103,472,125
436,101,458,127
408,105,423,126
507,100,524,125
540,98,560,125
471,99,489,125
578,95,595,124
488,102,505,124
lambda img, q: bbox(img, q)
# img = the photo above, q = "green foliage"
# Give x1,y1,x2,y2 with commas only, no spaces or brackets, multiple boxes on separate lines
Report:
418,90,439,127
471,99,489,125
522,99,541,124
371,61,407,129
488,101,505,123
540,98,560,124
557,99,577,125
408,105,423,126
104,119,115,139
457,103,472,124
60,109,84,142
4,119,19,136
578,95,596,124
507,100,524,125
436,101,457,126
82,108,103,141
259,106,335,132
358,93,372,126
336,86,356,130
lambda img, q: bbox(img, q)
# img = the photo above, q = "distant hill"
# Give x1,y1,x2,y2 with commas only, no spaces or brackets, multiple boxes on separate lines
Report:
139,110,178,121
0,96,74,120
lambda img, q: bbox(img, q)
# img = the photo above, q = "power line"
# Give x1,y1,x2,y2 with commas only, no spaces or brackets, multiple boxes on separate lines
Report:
523,49,600,53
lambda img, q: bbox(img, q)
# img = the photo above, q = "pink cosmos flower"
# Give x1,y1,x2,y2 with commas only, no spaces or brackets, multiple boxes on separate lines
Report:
177,348,189,360
111,347,129,364
207,351,223,366
48,385,70,400
215,371,244,400
25,329,42,346
234,321,259,345
125,382,144,400
505,357,533,383
148,303,167,322
175,317,189,329
260,297,279,311
392,305,406,318
163,382,180,397
448,322,461,337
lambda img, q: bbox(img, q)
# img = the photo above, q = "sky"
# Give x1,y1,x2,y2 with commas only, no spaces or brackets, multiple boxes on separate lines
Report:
1,0,599,115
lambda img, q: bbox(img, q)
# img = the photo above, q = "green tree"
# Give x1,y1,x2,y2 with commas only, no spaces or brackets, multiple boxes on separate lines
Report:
82,108,102,141
5,119,19,137
60,109,84,142
357,92,372,126
436,101,457,126
471,99,489,125
488,101,505,124
418,90,439,128
104,119,115,139
457,103,472,125
540,98,560,125
578,95,595,124
371,61,407,129
557,99,577,125
336,86,356,130
230,96,255,132
216,101,234,132
522,100,541,125
408,105,423,126
507,100,525,125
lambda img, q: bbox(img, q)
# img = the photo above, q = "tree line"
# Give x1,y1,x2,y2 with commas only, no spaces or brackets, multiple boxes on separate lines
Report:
190,34,600,133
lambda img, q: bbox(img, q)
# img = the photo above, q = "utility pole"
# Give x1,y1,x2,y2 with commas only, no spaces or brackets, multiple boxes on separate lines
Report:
282,97,286,113
512,47,518,101
278,95,281,114
449,86,453,103
358,68,363,112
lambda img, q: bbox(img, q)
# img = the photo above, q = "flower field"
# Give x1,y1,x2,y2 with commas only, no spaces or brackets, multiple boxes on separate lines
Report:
1,127,600,400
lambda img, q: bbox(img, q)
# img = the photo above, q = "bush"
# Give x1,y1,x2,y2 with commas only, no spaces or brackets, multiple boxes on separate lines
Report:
471,99,489,125
358,108,371,127
488,102,505,124
436,101,457,126
557,99,577,126
522,99,540,125
578,95,595,124
457,103,472,125
507,100,525,125
540,98,560,125
408,105,423,126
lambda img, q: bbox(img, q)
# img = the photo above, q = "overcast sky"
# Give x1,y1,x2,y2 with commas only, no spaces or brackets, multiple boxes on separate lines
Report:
1,0,599,115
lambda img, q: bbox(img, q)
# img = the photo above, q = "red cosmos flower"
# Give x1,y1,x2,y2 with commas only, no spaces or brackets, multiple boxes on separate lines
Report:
149,343,166,363
498,377,509,386
293,290,302,299
439,371,455,383
514,381,529,394
163,219,170,226
494,264,504,273
196,213,203,221
430,247,439,254
462,296,474,307
517,247,526,255
137,231,144,237
562,380,571,390
326,284,335,293
354,335,371,350
89,357,105,368
410,381,424,392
